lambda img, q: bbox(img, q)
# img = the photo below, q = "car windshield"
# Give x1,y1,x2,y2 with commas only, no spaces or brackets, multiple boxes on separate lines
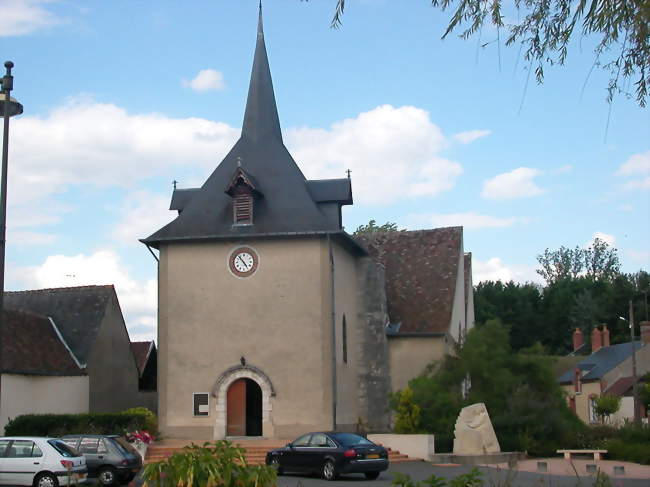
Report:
331,433,374,447
48,439,80,457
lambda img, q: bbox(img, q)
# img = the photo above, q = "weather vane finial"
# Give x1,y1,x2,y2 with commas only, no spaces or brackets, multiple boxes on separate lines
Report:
173,179,178,190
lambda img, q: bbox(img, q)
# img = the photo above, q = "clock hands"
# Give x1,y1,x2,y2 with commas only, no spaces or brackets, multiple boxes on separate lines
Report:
237,255,248,268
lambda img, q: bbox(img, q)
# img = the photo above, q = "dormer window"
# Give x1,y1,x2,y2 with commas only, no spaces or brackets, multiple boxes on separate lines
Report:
233,180,253,224
225,167,261,226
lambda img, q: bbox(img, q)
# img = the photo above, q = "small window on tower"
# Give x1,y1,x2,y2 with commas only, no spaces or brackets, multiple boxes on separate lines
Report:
226,168,260,226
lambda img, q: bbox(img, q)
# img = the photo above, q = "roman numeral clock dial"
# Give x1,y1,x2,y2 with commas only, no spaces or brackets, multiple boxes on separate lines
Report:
228,247,259,277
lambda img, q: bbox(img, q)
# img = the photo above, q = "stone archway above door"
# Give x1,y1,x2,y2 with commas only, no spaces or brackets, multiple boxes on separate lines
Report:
211,364,275,439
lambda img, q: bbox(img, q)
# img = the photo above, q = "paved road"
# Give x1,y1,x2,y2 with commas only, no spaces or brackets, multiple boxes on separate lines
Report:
273,461,649,487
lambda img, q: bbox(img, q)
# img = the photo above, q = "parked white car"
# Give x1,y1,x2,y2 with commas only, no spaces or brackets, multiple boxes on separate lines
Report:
0,437,87,487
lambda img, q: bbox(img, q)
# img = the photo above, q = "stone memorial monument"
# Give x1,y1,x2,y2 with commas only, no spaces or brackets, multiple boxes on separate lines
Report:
453,403,501,455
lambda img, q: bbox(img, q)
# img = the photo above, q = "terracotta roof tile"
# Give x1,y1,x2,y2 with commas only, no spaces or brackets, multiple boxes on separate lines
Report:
355,227,462,334
1,309,85,376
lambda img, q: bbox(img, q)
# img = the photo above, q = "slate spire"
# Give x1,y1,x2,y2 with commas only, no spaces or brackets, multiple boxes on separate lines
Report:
242,2,282,143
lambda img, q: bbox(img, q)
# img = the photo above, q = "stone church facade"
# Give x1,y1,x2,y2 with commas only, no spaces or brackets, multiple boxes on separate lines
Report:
143,9,474,440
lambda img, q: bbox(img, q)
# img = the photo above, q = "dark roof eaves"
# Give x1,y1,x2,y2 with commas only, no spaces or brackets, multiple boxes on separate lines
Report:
141,230,367,255
0,369,87,377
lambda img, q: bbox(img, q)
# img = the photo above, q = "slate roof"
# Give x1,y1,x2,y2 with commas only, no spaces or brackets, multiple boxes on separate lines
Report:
1,309,85,376
558,341,644,384
131,341,155,377
142,7,353,248
4,285,115,366
355,227,463,334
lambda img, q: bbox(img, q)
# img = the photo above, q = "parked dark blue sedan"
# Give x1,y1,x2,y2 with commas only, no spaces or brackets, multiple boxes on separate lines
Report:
265,432,389,480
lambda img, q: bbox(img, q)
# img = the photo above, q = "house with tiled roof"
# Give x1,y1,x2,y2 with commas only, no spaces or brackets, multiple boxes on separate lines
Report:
4,285,156,416
559,323,650,424
141,6,474,440
356,228,475,391
0,309,88,432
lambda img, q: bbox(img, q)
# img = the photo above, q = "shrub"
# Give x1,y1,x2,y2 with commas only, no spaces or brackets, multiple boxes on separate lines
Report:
4,409,157,437
394,387,421,434
141,441,276,487
123,407,158,434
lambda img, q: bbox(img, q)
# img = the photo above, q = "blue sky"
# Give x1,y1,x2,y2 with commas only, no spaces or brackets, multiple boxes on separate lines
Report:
2,0,648,342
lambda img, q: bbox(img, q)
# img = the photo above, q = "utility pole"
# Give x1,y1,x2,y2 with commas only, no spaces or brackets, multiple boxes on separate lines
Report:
630,300,641,425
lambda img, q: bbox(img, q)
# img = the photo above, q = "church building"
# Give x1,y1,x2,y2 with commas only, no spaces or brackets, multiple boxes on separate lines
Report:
142,8,474,440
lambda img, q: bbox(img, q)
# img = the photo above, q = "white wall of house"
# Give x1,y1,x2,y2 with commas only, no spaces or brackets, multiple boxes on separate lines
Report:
0,374,89,433
610,397,635,426
449,240,467,345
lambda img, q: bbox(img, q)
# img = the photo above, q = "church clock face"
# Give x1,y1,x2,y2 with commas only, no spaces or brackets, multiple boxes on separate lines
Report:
228,247,259,278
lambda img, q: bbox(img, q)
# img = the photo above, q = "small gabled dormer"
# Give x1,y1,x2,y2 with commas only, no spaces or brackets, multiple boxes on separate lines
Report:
225,166,262,226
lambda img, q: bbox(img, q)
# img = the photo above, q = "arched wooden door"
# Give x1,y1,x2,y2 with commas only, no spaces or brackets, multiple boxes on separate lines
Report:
227,378,263,436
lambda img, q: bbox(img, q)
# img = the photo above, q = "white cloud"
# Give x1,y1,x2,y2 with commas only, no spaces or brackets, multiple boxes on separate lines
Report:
453,130,491,144
472,257,540,284
0,0,61,36
286,105,462,204
13,250,156,342
617,151,650,190
588,232,616,247
481,167,544,200
552,165,573,174
625,249,650,265
10,97,239,206
182,69,225,92
8,230,57,245
112,191,175,246
617,151,650,176
408,212,529,229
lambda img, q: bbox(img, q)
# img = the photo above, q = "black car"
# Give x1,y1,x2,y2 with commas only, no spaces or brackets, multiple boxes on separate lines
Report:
60,435,142,486
265,432,389,481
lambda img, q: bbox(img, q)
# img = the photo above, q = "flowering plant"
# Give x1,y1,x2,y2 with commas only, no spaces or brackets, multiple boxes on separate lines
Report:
127,430,154,445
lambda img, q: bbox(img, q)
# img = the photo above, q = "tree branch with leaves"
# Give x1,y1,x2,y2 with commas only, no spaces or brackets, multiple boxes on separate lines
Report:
326,0,649,106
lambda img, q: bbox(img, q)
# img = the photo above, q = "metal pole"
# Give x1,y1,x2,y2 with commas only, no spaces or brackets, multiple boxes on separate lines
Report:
630,300,641,425
0,61,14,415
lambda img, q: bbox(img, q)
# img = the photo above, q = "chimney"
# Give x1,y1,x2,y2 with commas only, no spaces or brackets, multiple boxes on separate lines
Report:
591,326,603,353
573,328,584,352
602,325,610,348
641,321,650,345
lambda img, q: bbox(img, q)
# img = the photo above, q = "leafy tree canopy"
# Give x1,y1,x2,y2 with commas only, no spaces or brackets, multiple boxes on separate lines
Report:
353,219,401,235
325,0,649,106
403,319,583,454
536,237,621,285
594,395,622,423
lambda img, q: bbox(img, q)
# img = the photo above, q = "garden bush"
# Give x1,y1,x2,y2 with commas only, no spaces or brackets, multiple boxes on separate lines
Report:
141,441,276,487
4,408,157,437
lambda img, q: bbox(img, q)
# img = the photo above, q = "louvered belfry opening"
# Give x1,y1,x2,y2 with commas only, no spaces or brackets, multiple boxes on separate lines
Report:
233,178,254,224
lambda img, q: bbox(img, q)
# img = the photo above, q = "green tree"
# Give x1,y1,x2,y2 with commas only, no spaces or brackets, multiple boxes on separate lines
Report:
326,0,649,106
402,320,583,455
353,219,401,235
594,395,622,424
393,387,422,433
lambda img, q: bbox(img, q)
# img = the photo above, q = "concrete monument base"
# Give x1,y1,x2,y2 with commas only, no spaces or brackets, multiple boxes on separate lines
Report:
430,451,526,466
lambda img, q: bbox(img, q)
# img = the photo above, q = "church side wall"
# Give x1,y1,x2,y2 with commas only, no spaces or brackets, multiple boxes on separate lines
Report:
388,336,447,392
158,238,333,439
330,240,361,431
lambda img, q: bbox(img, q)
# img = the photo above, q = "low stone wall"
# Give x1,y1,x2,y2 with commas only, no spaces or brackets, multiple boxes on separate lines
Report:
368,434,435,460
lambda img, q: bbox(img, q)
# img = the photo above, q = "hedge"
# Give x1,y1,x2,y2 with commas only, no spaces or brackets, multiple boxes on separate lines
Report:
4,408,157,437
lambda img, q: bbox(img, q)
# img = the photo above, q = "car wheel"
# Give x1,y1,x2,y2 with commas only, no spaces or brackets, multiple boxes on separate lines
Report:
98,466,118,486
322,459,337,481
365,472,380,480
33,472,59,487
269,456,283,475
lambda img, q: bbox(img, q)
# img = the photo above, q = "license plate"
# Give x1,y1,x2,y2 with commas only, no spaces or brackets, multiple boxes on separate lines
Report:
366,454,379,459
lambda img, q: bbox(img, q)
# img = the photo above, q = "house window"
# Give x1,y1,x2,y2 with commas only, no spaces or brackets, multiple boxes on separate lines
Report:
342,315,348,364
588,395,598,423
193,392,210,417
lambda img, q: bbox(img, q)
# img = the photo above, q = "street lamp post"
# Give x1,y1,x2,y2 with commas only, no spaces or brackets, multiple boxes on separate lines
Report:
0,60,23,410
620,302,641,426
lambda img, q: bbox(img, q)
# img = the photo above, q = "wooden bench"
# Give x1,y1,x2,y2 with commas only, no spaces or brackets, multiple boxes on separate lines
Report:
557,449,607,461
